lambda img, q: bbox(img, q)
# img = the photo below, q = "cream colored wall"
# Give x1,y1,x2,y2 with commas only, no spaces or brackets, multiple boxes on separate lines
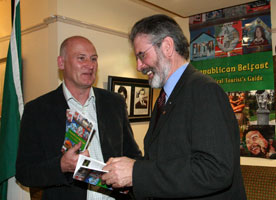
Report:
0,0,11,37
1,1,276,199
0,0,275,164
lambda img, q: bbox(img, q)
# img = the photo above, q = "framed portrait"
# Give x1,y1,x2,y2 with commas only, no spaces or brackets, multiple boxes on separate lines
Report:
108,76,153,122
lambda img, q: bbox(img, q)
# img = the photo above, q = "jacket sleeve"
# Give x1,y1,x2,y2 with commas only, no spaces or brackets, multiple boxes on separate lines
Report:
16,102,70,187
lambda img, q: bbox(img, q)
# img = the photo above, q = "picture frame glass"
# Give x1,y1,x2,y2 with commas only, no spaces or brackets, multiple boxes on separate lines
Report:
108,76,153,122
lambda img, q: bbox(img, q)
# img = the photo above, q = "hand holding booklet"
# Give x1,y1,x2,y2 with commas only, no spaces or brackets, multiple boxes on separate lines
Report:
73,155,111,190
62,109,94,153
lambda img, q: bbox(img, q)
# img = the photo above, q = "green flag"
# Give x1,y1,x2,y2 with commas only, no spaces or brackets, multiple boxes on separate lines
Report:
0,0,24,199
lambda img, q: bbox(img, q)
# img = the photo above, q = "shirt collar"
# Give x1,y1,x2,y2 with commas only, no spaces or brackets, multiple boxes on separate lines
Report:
164,63,189,99
62,82,95,105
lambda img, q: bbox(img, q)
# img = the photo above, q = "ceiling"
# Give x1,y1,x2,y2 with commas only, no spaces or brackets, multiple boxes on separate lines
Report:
142,0,257,18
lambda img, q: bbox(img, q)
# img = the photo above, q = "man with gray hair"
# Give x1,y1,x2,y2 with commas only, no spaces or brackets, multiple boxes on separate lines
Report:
102,14,246,200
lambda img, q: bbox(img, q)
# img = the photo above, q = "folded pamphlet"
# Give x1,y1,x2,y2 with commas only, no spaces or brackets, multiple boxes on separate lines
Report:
73,155,111,190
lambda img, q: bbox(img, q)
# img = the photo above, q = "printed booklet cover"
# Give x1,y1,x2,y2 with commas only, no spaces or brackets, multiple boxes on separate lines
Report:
62,109,94,152
73,155,111,190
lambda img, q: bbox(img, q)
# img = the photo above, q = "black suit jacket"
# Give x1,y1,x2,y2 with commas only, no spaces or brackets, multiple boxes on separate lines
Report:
133,65,246,200
16,85,141,200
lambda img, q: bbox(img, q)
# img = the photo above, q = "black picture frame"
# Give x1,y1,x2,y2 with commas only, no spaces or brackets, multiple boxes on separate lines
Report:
108,76,153,122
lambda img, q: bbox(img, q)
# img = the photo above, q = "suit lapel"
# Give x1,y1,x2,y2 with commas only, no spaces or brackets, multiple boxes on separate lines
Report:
55,85,69,124
146,64,197,147
92,88,105,147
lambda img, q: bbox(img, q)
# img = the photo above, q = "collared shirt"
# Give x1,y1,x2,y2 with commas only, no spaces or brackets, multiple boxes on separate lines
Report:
163,62,189,102
62,83,114,200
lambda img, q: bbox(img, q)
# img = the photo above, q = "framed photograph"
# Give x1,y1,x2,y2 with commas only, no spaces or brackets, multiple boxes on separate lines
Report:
108,76,153,122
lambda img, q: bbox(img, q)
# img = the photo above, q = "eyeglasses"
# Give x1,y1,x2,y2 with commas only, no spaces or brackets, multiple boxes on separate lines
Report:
136,44,154,62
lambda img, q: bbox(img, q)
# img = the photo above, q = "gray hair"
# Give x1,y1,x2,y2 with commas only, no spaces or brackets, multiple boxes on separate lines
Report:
129,14,189,60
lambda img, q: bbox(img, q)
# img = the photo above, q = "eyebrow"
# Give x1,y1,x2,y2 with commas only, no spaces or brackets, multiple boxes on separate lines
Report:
78,53,98,57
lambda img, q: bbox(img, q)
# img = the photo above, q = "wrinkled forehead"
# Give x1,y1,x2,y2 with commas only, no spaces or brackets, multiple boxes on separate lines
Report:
133,34,152,48
67,38,97,55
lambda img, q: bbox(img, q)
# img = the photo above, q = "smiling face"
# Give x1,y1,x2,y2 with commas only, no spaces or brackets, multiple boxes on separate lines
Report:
58,37,98,91
138,89,145,102
255,27,262,39
246,130,268,156
133,34,171,88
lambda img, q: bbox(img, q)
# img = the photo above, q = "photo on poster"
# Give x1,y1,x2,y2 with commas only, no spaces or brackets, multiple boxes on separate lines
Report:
226,90,276,159
215,21,242,58
205,9,223,22
242,15,272,54
189,14,204,25
190,27,215,61
241,125,276,159
246,0,270,14
223,5,247,19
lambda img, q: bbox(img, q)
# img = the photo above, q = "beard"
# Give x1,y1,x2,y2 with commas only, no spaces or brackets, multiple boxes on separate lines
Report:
142,50,171,88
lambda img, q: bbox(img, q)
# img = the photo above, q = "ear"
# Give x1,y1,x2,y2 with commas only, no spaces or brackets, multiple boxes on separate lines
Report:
161,36,174,58
57,56,65,70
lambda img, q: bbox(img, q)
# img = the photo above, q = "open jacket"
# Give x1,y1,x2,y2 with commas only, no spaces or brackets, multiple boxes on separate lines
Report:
16,85,141,200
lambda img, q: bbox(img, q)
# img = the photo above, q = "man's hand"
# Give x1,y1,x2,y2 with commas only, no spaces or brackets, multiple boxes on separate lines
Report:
101,157,135,188
60,142,89,173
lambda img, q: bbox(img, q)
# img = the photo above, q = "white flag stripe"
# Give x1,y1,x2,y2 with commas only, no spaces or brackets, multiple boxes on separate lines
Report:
11,0,24,118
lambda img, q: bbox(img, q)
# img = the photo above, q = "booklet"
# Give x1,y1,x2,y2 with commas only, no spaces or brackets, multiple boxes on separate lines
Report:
73,155,111,190
62,109,94,153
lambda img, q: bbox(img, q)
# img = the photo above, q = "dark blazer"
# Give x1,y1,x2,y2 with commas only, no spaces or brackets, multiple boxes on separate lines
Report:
133,64,246,200
16,85,141,200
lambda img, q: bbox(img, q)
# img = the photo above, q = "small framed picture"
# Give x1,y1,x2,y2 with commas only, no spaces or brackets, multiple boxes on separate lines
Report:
108,76,153,122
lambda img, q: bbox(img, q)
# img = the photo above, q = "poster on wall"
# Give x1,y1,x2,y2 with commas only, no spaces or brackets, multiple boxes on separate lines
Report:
227,90,275,159
190,0,275,159
242,15,272,54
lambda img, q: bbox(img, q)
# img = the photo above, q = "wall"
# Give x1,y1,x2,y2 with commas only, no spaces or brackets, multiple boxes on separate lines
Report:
0,0,275,199
0,1,182,199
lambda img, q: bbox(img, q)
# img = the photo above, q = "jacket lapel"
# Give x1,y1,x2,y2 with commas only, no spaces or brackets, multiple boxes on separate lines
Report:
146,64,197,147
55,85,69,124
92,88,105,148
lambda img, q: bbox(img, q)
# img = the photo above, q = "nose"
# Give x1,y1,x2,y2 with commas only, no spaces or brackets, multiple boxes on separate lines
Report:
87,60,97,69
136,58,144,72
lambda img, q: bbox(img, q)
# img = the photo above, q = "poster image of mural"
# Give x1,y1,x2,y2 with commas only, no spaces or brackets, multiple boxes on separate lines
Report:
215,21,242,58
205,9,223,22
223,4,246,19
189,14,204,25
226,90,276,159
190,33,215,61
242,15,272,54
190,26,215,61
246,0,270,14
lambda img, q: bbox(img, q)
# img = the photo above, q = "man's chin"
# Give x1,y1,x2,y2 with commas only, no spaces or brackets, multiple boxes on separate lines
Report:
251,150,266,157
